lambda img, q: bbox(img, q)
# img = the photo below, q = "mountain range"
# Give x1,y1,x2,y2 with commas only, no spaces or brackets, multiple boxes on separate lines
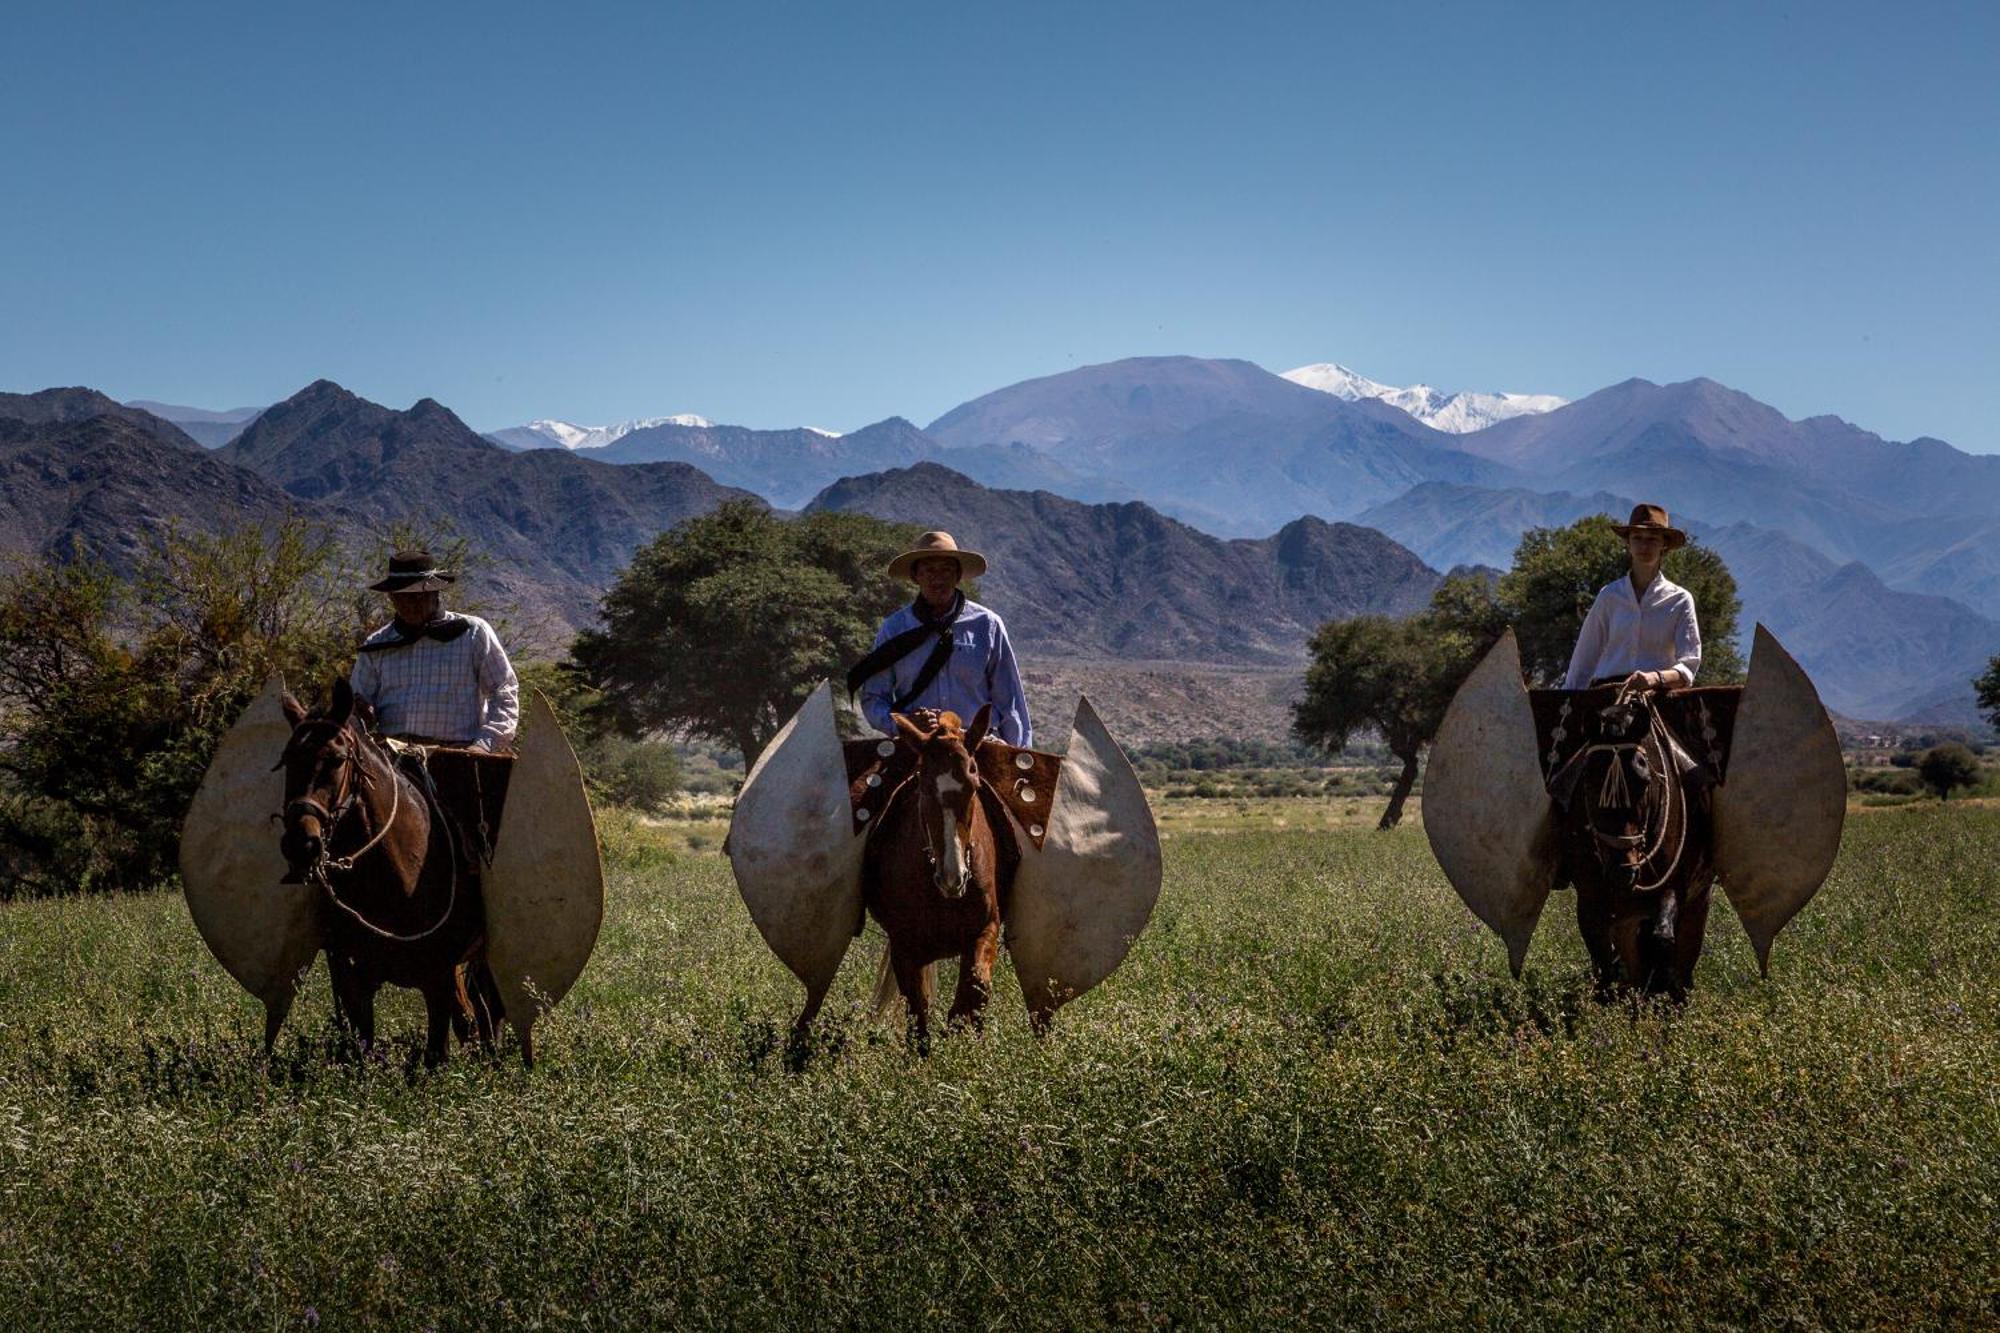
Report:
24,350,2000,727
1281,363,1567,433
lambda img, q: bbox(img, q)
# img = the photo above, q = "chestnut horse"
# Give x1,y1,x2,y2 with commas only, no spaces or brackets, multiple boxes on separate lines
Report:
276,679,502,1066
864,706,1006,1049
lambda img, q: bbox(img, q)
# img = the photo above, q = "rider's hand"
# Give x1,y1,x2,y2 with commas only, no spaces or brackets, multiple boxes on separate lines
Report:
1623,670,1659,693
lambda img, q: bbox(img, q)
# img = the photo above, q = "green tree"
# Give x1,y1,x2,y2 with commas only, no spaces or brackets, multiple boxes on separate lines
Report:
571,502,921,770
1915,743,1981,800
1493,515,1743,686
516,660,682,813
1293,606,1490,830
1975,658,2000,735
0,521,357,894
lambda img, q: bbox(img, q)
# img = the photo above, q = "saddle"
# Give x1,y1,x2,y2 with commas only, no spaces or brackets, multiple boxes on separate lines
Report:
382,739,514,869
1529,686,1741,793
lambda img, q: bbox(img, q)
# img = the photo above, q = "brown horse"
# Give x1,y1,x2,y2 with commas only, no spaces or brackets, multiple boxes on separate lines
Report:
863,706,1007,1049
276,679,502,1066
1547,687,1715,1000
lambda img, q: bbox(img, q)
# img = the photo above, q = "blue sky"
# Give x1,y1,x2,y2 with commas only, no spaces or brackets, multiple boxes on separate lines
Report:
3,1,1996,447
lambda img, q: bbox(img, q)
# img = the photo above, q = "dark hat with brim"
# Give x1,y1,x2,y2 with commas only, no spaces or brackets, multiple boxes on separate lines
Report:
1612,503,1687,550
887,530,988,582
368,549,456,594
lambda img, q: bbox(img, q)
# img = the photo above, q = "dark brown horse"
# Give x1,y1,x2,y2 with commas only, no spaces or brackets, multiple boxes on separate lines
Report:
1546,687,1715,1000
864,706,1007,1048
276,679,502,1065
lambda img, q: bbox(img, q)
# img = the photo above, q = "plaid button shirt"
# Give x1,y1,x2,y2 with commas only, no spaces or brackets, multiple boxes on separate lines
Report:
348,613,520,750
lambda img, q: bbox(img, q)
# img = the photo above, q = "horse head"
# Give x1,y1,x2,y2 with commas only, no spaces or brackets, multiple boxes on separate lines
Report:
273,678,372,882
893,703,993,898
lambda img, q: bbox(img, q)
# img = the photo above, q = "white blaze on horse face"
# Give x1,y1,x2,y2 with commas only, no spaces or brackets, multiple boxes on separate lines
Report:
931,770,970,897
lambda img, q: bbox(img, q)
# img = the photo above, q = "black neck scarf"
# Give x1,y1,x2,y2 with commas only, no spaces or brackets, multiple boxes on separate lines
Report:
845,591,964,711
357,613,473,654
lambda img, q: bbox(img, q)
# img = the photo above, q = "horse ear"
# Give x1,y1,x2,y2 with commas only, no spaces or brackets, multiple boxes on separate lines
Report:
892,713,927,744
281,693,307,727
965,703,994,750
329,678,354,726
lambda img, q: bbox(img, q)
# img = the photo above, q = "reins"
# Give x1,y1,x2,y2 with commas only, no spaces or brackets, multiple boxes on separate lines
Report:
1555,687,1691,893
286,726,460,944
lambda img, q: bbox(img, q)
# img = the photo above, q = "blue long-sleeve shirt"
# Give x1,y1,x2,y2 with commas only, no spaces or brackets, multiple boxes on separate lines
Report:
859,599,1032,746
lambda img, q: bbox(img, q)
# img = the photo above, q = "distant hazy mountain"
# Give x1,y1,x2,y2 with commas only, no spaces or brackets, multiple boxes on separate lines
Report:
488,415,713,451
0,397,299,571
1355,482,1636,570
806,461,1437,663
221,381,756,638
124,399,266,448
1282,363,1567,433
922,355,1522,534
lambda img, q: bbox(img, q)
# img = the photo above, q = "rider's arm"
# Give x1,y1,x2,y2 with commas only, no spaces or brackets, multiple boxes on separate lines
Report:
858,618,899,737
1562,590,1609,690
471,621,520,752
986,615,1031,748
1668,588,1702,688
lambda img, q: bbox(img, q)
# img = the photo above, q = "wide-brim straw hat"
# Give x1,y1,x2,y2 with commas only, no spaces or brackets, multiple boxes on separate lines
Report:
367,548,457,594
1611,503,1687,550
887,530,987,582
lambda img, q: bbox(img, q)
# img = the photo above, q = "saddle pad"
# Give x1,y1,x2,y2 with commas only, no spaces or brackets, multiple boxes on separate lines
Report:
389,744,515,864
840,737,1063,849
1528,686,1741,785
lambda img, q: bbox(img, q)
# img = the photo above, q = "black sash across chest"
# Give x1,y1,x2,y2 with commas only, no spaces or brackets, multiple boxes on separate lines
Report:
357,614,474,654
845,593,964,711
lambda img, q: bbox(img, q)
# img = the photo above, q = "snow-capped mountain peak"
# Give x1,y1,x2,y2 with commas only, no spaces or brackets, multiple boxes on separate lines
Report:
493,414,712,451
1282,362,1566,433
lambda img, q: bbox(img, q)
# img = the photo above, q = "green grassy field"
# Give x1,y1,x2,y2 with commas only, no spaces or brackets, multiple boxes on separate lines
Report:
1,804,1995,1329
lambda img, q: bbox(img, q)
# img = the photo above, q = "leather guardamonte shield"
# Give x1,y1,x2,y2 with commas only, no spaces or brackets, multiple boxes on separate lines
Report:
729,687,1161,1021
1003,696,1162,1020
1713,625,1846,975
483,690,605,1056
728,682,869,1008
1422,631,1560,977
180,674,325,1036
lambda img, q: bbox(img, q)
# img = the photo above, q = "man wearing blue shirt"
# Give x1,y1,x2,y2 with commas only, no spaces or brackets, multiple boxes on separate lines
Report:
849,531,1033,747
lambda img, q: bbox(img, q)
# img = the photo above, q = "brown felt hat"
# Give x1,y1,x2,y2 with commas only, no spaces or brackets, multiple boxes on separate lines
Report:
886,530,987,582
368,549,456,594
1612,503,1687,550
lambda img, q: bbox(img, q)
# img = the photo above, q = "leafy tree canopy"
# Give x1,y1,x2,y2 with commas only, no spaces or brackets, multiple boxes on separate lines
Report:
570,502,925,769
1916,743,1981,800
1975,658,2000,736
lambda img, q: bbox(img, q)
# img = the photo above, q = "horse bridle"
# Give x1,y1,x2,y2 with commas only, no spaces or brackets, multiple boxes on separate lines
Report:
912,747,979,882
1566,689,1688,893
279,722,458,943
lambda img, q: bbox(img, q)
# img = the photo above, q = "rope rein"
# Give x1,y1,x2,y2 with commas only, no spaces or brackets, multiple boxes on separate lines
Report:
1556,688,1691,894
301,737,461,944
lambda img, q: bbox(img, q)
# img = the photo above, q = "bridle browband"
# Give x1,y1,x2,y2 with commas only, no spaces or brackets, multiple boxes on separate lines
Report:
278,718,458,944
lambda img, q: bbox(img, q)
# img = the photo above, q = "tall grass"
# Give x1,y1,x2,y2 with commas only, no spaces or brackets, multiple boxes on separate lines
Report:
0,805,1994,1328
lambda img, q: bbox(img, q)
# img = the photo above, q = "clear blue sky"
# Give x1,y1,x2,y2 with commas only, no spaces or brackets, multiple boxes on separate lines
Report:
3,1,1996,448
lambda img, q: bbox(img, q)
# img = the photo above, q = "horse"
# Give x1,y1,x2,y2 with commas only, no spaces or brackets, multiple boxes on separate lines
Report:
275,678,503,1065
1545,685,1716,1000
862,705,1007,1049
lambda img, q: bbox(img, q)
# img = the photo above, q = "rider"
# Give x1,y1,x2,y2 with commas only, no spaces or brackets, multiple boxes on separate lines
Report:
1563,504,1702,693
349,549,520,752
849,530,1031,746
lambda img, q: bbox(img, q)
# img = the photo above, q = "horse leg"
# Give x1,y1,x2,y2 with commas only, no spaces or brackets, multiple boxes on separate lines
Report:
1671,883,1714,999
328,955,377,1056
420,978,456,1070
892,948,934,1054
947,925,1001,1033
1574,882,1623,998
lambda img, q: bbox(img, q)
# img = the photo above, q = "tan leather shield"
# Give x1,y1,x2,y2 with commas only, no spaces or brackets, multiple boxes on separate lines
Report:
728,682,866,1006
1005,696,1162,1020
484,691,605,1054
179,675,324,1031
1423,631,1560,977
1714,625,1846,975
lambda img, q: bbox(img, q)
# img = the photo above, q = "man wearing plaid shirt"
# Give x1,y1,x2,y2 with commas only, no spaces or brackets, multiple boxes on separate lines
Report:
349,550,519,752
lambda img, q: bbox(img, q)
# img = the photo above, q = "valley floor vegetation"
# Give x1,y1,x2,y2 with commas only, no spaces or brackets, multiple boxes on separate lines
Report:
1,801,1995,1328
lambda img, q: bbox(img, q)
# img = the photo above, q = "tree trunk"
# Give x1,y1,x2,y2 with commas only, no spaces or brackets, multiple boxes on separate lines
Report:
736,728,765,780
1378,748,1421,830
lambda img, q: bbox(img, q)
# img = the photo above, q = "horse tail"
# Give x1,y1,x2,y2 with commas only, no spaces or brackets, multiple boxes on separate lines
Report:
868,945,936,1021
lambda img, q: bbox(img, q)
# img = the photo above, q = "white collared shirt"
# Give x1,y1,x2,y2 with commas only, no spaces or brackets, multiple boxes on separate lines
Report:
1563,572,1702,689
348,613,520,749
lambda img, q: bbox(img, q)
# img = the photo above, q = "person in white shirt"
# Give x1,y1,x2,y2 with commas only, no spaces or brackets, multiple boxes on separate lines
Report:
349,550,519,751
1563,504,1702,693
